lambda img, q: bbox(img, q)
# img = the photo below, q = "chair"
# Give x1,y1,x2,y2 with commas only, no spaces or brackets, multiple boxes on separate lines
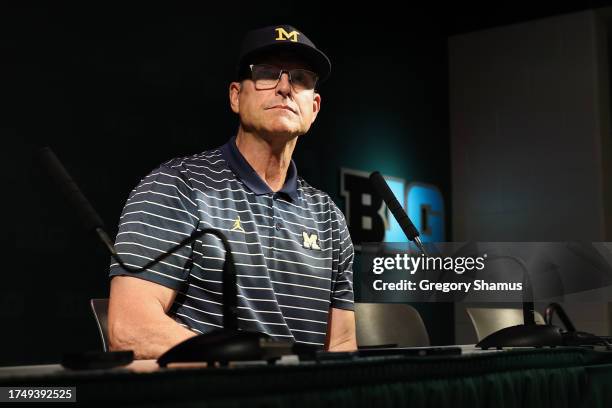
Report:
355,303,430,347
90,298,110,352
466,307,546,341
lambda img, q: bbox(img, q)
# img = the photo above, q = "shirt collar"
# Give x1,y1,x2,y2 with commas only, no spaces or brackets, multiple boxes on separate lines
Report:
220,136,299,202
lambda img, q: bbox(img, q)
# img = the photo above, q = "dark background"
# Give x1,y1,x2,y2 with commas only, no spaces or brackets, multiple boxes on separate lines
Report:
2,2,610,365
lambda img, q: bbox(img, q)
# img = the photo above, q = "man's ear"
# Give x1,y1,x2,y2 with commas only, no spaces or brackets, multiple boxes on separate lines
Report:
310,92,322,124
229,82,241,114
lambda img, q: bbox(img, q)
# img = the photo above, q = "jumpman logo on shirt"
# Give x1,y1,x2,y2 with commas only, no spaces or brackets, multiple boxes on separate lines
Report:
231,216,246,233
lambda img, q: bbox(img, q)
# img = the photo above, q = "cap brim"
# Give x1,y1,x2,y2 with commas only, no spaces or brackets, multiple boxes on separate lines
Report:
238,42,331,84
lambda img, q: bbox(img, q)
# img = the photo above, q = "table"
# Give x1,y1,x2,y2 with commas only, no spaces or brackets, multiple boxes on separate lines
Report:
1,346,611,407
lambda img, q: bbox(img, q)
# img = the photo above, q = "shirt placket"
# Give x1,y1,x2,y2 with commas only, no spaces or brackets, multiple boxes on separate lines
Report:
270,193,283,253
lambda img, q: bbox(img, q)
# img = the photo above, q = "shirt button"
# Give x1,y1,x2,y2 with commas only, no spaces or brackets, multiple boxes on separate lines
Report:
275,223,281,231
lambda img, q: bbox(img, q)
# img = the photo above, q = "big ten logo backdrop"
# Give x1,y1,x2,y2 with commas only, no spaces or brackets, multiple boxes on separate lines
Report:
340,169,445,247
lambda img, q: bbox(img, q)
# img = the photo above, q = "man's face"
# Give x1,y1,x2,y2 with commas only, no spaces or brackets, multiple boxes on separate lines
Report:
229,55,321,142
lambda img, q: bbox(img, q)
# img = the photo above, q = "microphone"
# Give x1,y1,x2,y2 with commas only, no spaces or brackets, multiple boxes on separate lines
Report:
38,147,294,363
38,147,239,328
369,171,428,256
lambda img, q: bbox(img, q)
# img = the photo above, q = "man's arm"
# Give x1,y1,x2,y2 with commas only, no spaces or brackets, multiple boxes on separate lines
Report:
325,307,357,351
108,276,197,359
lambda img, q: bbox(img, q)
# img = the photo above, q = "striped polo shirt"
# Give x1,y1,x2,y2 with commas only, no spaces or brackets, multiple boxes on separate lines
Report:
109,136,354,347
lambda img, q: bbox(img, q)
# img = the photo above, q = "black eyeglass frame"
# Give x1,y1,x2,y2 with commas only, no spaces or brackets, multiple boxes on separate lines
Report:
248,64,319,91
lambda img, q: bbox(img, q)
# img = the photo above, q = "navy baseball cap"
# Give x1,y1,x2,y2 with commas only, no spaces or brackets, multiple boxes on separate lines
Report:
237,25,331,83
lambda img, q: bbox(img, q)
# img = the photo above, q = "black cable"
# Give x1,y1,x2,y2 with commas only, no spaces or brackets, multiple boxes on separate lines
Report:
38,147,238,330
106,227,237,331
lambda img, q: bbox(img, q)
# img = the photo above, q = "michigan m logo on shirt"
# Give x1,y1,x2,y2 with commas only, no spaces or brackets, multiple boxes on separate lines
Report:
302,232,321,250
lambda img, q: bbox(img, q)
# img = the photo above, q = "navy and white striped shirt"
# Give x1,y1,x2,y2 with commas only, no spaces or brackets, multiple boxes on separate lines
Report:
109,136,354,346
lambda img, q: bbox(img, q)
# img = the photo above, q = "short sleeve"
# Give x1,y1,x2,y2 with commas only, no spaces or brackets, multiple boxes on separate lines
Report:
330,202,355,310
109,163,200,290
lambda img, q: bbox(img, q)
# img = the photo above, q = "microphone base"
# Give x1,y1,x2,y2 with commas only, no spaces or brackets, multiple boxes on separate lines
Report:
476,324,564,349
157,329,294,367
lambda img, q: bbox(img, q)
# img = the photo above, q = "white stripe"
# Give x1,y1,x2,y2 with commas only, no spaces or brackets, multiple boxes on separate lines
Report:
279,304,328,314
139,179,196,207
237,306,282,314
197,217,337,245
260,245,332,261
121,210,195,228
196,195,334,225
256,333,295,338
110,262,185,282
189,275,329,296
178,168,235,183
265,257,330,271
333,288,353,294
289,328,327,335
179,291,222,306
270,280,329,292
189,282,222,295
335,278,352,285
238,317,287,326
130,190,182,202
237,294,278,303
301,191,331,199
119,221,190,237
275,204,332,219
194,151,223,159
197,205,326,232
284,316,327,325
332,297,354,303
275,292,330,304
185,177,331,211
238,306,282,314
191,258,226,272
180,303,223,317
174,162,232,174
115,242,191,261
190,273,325,289
195,219,313,246
124,200,199,220
295,340,325,346
281,196,331,213
189,157,225,165
116,252,186,272
188,274,221,285
190,265,224,273
154,171,198,193
268,268,331,282
195,243,331,262
340,244,353,257
175,312,223,328
117,230,180,246
189,272,271,283
187,251,331,273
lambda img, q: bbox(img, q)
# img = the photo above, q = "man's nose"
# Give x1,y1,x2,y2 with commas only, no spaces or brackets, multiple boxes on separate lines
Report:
275,72,292,95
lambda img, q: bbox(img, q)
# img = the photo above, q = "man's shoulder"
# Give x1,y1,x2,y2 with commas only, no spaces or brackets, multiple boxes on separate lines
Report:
297,177,330,201
128,146,232,202
297,178,345,219
160,146,227,174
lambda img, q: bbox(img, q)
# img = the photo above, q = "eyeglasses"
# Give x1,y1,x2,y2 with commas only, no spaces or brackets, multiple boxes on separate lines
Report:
249,64,318,91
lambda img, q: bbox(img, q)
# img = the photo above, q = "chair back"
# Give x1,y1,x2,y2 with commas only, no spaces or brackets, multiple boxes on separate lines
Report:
355,303,430,347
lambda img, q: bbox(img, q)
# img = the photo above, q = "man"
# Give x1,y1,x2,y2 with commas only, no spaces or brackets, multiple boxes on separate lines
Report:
108,25,356,359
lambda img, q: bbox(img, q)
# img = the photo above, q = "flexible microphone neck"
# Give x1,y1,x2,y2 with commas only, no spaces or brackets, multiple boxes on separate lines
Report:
369,171,428,256
38,147,238,330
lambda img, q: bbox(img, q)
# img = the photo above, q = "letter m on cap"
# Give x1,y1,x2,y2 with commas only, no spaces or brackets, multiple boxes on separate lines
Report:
275,28,300,42
302,232,321,250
